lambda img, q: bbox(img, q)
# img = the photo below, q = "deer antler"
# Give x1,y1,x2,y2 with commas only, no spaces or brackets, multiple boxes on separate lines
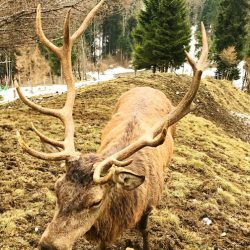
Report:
93,23,208,184
16,1,105,161
31,122,64,149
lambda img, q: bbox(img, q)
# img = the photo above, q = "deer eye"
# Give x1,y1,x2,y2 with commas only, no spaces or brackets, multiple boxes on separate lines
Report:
90,199,102,209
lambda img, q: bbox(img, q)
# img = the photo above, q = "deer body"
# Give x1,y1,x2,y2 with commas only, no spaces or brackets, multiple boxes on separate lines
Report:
37,87,175,250
89,87,175,244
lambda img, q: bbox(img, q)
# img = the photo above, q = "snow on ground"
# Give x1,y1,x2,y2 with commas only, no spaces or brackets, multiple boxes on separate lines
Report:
176,63,217,78
231,112,250,126
0,67,134,104
233,61,245,89
87,66,134,82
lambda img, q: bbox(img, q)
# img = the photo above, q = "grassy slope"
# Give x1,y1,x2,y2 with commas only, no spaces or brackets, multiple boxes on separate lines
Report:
0,73,249,250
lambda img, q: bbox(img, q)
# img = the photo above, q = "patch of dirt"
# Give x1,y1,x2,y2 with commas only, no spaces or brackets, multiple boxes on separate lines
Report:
0,73,249,250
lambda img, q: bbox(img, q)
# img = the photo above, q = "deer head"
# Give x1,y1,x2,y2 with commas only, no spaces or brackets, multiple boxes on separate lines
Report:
15,0,208,247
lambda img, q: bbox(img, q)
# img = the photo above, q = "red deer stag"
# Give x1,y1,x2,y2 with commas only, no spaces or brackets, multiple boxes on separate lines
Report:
15,1,208,249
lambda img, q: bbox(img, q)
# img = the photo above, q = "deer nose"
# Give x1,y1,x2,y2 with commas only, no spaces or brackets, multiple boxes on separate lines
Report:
40,242,58,250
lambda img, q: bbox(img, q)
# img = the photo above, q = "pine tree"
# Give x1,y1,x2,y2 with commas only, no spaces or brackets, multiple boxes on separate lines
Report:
187,0,205,26
243,18,250,58
201,0,220,29
102,14,122,56
102,14,135,62
132,0,191,72
214,0,248,80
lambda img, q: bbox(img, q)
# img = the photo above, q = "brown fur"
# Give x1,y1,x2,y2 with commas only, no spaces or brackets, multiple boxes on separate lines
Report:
94,87,175,243
39,87,175,250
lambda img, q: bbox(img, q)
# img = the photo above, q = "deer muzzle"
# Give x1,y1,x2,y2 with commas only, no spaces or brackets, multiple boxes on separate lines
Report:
39,237,73,250
39,221,75,250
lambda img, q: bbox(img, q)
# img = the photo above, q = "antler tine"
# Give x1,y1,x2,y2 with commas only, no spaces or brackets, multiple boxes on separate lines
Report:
197,22,208,71
31,122,64,148
93,129,167,184
36,4,61,58
94,24,208,185
16,131,71,161
58,0,105,154
71,0,105,44
185,50,196,72
63,9,71,48
14,80,63,119
185,23,208,73
154,22,208,130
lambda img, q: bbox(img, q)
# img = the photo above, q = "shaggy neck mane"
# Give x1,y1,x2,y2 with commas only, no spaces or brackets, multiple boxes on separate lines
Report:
86,117,149,243
88,182,145,244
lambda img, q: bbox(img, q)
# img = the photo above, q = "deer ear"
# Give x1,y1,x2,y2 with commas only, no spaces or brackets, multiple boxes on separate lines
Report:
113,168,145,191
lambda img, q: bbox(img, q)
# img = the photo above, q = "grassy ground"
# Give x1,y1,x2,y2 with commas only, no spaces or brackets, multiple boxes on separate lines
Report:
0,73,249,250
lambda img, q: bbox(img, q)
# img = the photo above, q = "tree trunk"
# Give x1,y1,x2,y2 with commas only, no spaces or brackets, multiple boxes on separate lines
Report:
243,59,250,93
245,72,250,94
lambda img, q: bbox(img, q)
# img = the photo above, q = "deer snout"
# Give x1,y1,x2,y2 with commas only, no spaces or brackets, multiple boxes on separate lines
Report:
40,242,57,250
39,238,70,250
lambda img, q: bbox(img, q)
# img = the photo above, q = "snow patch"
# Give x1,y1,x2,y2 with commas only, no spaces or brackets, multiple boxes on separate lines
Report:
231,112,250,126
0,67,134,104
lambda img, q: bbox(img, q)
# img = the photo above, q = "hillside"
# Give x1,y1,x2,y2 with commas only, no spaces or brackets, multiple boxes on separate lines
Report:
0,73,250,250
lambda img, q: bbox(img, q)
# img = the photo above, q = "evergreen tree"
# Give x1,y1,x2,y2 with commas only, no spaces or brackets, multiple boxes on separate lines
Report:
214,0,248,80
132,0,159,70
102,14,135,61
101,13,136,62
85,21,101,64
39,38,77,77
192,0,219,63
132,0,191,72
118,16,137,62
201,0,220,29
187,0,205,26
243,18,250,58
102,14,122,56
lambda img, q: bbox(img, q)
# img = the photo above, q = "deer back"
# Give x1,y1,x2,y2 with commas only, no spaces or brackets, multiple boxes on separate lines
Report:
100,87,175,202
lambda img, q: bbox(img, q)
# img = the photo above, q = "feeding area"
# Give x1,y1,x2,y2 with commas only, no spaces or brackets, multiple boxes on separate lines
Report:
0,0,250,250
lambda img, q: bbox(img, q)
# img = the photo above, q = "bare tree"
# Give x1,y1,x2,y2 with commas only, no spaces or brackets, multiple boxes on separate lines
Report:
219,46,238,80
0,0,134,49
243,58,250,93
16,45,50,85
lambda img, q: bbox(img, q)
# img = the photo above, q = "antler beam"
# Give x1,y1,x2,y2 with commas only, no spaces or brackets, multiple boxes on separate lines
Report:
16,1,105,161
93,23,208,184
